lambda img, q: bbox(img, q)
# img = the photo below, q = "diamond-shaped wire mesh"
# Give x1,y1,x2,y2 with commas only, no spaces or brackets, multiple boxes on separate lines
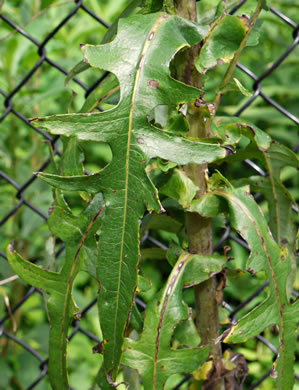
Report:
0,1,298,389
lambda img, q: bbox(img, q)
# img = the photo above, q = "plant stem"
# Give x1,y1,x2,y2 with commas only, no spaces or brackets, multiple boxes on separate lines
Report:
173,1,223,388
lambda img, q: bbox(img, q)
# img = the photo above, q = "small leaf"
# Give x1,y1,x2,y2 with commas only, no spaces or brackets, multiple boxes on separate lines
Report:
141,212,182,234
195,15,248,74
137,274,152,293
182,254,226,287
65,60,90,86
160,168,198,208
220,77,252,97
197,0,226,25
80,73,119,113
210,116,271,150
173,318,201,348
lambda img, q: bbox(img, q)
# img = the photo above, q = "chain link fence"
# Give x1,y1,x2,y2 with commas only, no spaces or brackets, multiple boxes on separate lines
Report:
0,1,298,389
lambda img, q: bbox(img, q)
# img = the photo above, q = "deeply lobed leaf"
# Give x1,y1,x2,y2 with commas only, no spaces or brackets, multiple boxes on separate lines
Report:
7,194,104,390
31,12,229,381
190,174,298,390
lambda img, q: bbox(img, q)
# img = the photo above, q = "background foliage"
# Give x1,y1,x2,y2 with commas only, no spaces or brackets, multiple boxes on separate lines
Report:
0,1,298,389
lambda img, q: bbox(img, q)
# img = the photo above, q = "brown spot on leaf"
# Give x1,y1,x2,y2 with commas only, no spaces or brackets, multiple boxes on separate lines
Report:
239,14,250,27
92,341,104,354
137,137,144,144
80,43,85,49
148,80,159,89
97,280,101,294
217,59,224,66
281,238,288,245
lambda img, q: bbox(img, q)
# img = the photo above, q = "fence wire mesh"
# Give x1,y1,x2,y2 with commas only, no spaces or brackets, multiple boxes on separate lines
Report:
0,1,298,389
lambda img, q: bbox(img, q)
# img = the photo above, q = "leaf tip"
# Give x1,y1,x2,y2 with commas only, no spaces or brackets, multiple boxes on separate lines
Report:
29,117,44,125
222,145,235,156
222,326,234,343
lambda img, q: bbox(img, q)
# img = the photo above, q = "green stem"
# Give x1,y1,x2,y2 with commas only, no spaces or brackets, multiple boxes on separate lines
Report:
172,1,223,389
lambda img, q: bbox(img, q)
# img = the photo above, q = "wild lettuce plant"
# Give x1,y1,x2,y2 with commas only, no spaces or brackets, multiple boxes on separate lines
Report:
7,0,298,389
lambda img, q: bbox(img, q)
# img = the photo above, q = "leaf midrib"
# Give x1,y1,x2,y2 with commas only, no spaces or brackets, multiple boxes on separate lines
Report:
215,190,285,377
59,205,104,378
111,13,169,365
263,152,280,243
153,253,188,389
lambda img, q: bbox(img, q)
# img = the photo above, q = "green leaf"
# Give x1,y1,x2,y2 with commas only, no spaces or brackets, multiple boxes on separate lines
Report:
31,12,227,380
182,253,226,287
149,104,189,134
211,116,272,150
196,0,226,25
137,274,152,292
191,177,298,390
121,252,210,388
79,73,119,113
65,0,143,87
6,194,104,390
141,212,182,235
160,168,198,208
212,118,298,298
65,60,90,87
173,317,201,348
101,0,143,44
195,15,248,74
261,0,269,11
140,247,167,261
220,77,252,97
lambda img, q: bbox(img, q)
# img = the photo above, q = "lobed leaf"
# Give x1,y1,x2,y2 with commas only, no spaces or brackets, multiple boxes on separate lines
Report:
31,12,228,381
7,194,104,390
190,175,298,389
211,118,298,297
